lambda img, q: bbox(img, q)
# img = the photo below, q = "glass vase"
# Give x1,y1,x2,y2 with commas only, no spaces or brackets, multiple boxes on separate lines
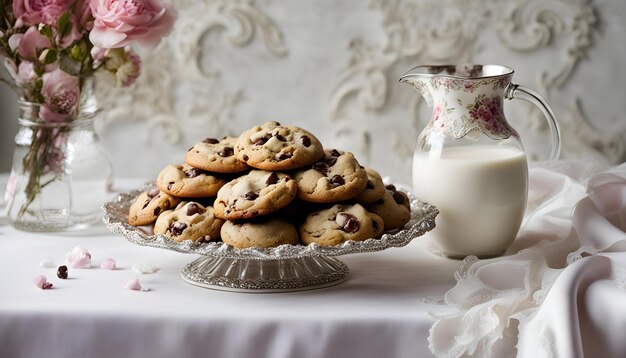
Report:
4,99,113,232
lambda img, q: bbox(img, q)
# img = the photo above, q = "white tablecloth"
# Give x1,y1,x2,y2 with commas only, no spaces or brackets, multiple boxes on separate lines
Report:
1,160,625,358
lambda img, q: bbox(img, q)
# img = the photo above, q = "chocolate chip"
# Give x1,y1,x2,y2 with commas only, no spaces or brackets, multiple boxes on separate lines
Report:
142,200,151,209
373,199,384,206
366,180,374,189
57,265,68,279
187,146,194,152
167,182,174,190
274,133,287,141
278,152,292,160
153,207,161,215
324,156,337,167
253,134,271,146
203,137,219,144
338,213,360,233
329,149,341,157
372,220,379,230
244,191,258,200
266,173,279,185
392,191,406,205
218,146,234,157
147,188,160,198
301,135,311,147
385,184,396,191
329,175,345,188
242,154,249,161
186,203,200,215
170,222,187,236
186,168,202,178
312,162,329,175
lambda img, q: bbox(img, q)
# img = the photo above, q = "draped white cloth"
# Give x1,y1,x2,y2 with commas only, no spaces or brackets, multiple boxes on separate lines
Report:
429,161,626,357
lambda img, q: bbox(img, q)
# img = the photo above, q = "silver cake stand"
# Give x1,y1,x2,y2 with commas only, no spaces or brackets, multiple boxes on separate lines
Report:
103,185,438,293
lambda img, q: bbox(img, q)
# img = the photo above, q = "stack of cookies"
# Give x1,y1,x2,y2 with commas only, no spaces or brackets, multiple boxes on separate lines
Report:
128,121,411,248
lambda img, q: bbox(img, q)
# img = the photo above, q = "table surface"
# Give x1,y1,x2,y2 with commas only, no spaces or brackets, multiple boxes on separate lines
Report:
0,178,461,358
2,162,625,358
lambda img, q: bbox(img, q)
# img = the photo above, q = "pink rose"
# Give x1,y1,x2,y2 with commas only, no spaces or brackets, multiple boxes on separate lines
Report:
13,0,74,27
41,69,80,122
89,0,176,49
9,27,52,60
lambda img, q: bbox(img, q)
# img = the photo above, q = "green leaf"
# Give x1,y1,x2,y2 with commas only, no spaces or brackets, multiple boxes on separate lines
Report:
40,25,53,39
57,12,72,40
70,43,87,62
39,48,57,64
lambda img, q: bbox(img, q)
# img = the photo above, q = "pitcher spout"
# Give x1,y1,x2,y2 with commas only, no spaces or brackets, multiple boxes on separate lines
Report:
399,66,434,107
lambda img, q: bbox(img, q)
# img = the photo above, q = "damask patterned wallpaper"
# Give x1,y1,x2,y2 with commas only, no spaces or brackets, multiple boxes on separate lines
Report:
1,0,625,183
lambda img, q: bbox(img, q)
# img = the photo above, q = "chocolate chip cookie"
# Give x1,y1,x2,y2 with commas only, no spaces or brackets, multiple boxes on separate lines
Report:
234,121,324,171
220,218,299,248
366,184,411,231
213,170,297,220
128,187,181,226
185,136,249,173
294,149,368,203
156,163,227,198
299,203,384,246
354,167,386,204
154,202,224,242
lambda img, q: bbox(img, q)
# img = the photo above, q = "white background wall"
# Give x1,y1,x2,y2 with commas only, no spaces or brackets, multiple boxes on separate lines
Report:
1,0,625,185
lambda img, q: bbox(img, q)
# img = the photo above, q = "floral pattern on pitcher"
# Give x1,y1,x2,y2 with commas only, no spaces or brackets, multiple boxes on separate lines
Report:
465,94,513,139
431,99,456,132
424,74,515,140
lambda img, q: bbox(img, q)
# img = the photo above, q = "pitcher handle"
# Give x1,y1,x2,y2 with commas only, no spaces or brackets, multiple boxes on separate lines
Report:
505,84,561,160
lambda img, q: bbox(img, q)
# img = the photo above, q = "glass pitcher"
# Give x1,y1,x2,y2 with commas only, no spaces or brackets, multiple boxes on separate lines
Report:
399,64,560,258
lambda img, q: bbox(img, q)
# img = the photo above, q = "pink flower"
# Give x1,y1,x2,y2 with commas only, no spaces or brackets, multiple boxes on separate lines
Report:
41,69,80,122
10,27,52,60
89,0,176,49
432,103,443,121
477,105,493,123
16,61,38,87
463,81,475,93
76,0,94,31
13,0,74,27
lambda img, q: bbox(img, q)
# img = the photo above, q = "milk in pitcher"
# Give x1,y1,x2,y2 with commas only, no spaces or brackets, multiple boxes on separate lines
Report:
412,145,528,258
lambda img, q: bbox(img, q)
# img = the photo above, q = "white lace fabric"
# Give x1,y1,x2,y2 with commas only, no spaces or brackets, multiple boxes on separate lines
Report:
428,161,626,357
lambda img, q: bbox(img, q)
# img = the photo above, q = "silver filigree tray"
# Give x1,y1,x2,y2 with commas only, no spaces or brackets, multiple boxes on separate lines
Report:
103,184,438,293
